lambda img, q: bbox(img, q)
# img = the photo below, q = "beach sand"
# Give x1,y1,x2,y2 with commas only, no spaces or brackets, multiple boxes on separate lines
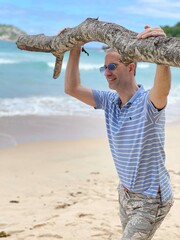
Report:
0,116,180,240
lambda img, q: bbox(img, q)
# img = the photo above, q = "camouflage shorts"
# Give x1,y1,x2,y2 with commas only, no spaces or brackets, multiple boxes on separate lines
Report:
118,185,173,240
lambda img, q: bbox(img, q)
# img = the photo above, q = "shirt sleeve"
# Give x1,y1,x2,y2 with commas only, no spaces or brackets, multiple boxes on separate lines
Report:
92,89,110,110
145,93,166,124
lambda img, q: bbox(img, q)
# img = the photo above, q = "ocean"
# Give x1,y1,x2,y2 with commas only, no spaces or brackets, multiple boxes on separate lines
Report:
0,41,180,123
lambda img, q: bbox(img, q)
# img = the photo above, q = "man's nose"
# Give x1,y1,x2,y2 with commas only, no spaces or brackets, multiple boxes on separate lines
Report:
105,69,112,76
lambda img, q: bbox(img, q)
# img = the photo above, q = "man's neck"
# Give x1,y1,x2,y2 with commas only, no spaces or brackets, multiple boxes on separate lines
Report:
117,84,139,107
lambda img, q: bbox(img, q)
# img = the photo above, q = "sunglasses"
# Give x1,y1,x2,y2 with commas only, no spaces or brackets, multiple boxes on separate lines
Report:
99,63,118,73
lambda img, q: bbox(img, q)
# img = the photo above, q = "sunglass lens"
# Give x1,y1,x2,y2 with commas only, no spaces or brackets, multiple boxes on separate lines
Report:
99,66,105,73
108,63,116,70
99,64,117,73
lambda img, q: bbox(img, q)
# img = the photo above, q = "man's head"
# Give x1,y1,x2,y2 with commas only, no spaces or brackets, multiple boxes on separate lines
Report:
100,50,137,90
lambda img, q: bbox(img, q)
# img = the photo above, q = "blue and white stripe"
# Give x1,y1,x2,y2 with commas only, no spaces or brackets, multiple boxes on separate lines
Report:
93,85,172,201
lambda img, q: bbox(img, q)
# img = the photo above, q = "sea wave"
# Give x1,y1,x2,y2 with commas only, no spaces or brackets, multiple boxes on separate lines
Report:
0,95,180,123
47,62,102,70
137,63,151,69
0,57,102,71
48,62,151,70
0,58,20,64
0,57,151,71
0,96,103,117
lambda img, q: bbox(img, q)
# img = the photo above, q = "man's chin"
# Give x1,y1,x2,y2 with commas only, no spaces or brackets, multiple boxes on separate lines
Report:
108,83,115,90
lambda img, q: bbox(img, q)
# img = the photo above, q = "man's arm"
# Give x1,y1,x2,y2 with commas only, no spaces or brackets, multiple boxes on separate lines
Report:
137,26,171,109
64,47,96,107
149,65,171,109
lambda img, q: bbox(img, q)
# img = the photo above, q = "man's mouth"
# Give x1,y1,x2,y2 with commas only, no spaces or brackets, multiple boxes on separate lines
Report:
108,78,116,83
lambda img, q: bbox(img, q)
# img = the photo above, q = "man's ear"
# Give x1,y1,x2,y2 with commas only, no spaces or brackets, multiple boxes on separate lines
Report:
128,63,136,76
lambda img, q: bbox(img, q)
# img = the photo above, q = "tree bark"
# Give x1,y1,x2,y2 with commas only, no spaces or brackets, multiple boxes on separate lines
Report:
16,18,180,79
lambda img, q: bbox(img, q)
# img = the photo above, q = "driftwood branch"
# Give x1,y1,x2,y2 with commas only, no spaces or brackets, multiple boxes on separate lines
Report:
16,18,180,79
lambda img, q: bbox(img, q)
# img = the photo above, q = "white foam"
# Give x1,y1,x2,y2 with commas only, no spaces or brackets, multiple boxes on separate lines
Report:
137,63,151,69
0,94,180,123
0,58,19,64
48,62,150,71
0,96,103,118
47,62,101,71
79,63,102,70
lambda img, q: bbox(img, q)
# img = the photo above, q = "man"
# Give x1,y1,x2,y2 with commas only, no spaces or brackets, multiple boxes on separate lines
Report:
63,26,173,239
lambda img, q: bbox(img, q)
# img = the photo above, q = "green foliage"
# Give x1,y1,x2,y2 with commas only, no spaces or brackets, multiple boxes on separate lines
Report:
161,22,180,37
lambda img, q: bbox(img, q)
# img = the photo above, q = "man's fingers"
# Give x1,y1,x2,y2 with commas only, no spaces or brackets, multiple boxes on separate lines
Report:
137,26,166,39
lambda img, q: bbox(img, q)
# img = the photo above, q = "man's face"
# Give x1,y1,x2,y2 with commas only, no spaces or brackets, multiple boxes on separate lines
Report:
104,51,131,90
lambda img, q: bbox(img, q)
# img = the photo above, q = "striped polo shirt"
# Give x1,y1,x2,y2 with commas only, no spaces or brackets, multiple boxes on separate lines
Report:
92,85,172,201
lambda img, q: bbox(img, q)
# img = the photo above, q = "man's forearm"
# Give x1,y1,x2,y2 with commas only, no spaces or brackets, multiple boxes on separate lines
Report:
154,65,171,97
149,65,171,109
64,47,81,94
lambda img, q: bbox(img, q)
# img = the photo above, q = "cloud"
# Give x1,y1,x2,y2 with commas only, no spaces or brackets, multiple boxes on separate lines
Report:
0,1,86,34
0,0,179,36
138,0,168,3
0,3,25,16
138,0,180,8
0,0,127,34
118,0,180,21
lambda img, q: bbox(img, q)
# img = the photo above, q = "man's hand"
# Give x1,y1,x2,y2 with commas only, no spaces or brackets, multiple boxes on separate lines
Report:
137,25,166,39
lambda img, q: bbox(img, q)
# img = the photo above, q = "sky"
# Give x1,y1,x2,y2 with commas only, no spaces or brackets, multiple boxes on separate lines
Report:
0,0,179,45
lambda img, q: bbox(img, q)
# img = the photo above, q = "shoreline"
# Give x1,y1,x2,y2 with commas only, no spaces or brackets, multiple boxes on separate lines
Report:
0,114,179,148
0,115,106,149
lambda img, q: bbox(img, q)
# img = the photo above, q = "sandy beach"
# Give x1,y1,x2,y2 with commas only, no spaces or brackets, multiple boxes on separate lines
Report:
0,116,180,240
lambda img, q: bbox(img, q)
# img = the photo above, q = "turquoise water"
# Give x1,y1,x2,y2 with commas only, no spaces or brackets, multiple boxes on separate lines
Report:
0,41,180,123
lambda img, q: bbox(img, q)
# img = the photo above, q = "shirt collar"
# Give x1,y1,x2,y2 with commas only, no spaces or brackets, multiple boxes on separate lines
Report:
113,84,145,106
